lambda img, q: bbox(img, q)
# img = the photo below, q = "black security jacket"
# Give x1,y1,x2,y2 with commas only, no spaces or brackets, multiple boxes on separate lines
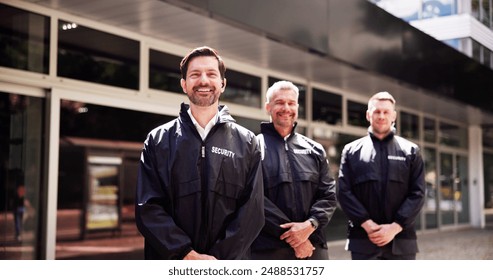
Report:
135,103,264,259
337,131,425,254
252,122,337,251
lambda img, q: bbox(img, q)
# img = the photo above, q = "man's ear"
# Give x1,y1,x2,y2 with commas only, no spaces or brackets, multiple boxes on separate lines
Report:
221,78,227,92
180,78,186,93
366,110,371,122
265,101,271,114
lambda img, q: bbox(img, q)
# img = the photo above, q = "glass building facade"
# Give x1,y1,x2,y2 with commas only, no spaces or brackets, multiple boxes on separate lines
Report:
0,1,490,259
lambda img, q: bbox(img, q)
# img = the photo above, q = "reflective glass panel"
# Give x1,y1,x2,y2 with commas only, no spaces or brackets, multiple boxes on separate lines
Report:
0,4,49,73
347,100,367,128
58,20,139,90
149,49,182,93
57,100,174,258
222,69,261,108
457,155,469,224
422,0,456,19
483,126,493,149
312,88,342,125
484,153,493,209
312,130,359,241
400,111,419,140
440,153,455,225
0,92,44,259
481,0,491,26
424,117,436,143
472,0,480,20
439,122,468,148
424,148,438,229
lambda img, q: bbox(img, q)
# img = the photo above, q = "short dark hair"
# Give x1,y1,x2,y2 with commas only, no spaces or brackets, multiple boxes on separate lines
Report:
180,46,226,80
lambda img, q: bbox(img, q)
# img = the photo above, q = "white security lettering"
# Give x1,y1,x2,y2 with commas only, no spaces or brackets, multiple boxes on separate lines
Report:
211,146,235,158
388,155,406,161
293,149,311,155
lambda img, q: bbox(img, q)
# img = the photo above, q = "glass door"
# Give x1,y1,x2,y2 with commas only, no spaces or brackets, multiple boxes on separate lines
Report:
440,152,455,225
439,152,469,227
0,91,45,259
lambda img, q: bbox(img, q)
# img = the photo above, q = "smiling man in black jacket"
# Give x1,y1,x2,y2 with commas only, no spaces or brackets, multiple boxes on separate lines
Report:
338,91,425,260
135,46,264,260
251,80,337,260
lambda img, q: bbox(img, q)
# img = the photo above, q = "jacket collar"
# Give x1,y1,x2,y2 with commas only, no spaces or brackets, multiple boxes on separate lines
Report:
260,121,297,140
179,102,235,124
368,126,396,142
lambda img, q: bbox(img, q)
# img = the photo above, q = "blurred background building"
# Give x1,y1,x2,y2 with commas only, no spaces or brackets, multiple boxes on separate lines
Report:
1,0,493,259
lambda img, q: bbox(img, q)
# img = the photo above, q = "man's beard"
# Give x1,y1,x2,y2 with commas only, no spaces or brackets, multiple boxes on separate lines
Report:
187,88,220,107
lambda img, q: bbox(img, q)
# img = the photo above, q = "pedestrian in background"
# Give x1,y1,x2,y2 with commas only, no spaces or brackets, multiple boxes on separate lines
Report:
251,80,337,259
338,91,425,260
135,46,264,260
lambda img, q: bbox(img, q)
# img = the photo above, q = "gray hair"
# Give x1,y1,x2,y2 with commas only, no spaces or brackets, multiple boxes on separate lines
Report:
368,91,396,110
265,80,299,103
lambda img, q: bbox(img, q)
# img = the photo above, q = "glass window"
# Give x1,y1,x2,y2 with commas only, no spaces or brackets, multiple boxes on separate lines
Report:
457,155,469,224
472,0,480,20
149,49,182,93
439,121,468,148
222,69,261,108
312,130,359,241
58,20,139,90
0,92,44,259
483,47,492,68
347,100,367,128
0,4,49,74
483,153,493,208
472,40,481,63
440,152,455,225
268,77,306,119
422,0,456,18
483,126,493,149
400,111,419,140
424,117,436,143
442,39,460,50
423,147,438,229
481,0,491,26
312,88,342,125
58,100,173,255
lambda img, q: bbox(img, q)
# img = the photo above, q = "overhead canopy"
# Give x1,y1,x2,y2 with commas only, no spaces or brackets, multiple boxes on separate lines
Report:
27,0,493,125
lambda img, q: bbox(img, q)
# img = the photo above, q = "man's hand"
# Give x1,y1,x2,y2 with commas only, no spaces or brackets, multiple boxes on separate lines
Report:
361,219,381,235
183,250,217,260
280,221,314,248
293,239,315,259
367,222,402,247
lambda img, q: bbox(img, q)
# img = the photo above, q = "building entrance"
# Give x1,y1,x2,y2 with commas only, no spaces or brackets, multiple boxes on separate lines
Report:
55,99,173,259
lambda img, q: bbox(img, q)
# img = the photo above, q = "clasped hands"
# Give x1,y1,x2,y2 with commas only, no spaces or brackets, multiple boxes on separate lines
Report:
361,219,403,247
280,221,316,259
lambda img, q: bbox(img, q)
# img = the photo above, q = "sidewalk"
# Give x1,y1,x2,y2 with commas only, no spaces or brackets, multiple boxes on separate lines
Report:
53,223,493,260
327,225,493,260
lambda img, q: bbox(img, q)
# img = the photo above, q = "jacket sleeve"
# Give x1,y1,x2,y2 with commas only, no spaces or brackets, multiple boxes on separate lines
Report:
309,153,337,228
337,144,371,226
394,147,426,229
135,131,193,259
262,183,292,238
209,138,265,259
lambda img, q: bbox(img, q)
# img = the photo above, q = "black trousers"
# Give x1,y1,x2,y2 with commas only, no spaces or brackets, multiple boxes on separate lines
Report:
350,244,416,260
251,246,328,260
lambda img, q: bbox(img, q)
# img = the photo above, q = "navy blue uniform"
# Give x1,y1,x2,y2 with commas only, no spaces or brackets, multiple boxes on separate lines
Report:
136,103,264,259
252,123,337,256
338,131,425,256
